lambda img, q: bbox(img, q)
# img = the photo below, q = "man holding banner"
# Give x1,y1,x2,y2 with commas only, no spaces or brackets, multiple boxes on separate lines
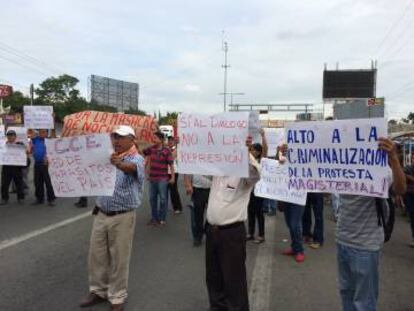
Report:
336,137,406,311
80,125,145,311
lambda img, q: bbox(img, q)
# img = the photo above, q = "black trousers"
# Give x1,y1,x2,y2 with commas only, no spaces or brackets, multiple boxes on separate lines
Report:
1,166,24,201
34,163,56,203
247,192,264,237
168,173,182,211
206,222,249,311
192,187,210,242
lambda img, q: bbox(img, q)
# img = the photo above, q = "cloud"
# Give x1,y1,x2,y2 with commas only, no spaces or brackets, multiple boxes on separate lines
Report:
0,0,412,119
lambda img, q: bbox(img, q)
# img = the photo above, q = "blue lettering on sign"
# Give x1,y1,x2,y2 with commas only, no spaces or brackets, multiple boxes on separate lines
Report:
331,129,341,143
287,130,315,144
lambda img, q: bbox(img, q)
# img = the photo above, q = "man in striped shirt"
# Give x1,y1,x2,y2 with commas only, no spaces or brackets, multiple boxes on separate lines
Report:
144,131,175,225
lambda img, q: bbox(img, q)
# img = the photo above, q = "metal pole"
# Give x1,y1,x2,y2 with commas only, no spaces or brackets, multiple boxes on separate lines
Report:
30,84,34,106
222,41,229,112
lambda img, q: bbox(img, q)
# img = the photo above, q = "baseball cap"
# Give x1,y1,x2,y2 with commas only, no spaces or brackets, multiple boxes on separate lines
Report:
112,125,135,137
6,129,16,136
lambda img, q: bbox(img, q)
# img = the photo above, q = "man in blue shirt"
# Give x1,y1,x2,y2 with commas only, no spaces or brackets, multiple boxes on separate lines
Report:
31,129,56,206
80,125,145,311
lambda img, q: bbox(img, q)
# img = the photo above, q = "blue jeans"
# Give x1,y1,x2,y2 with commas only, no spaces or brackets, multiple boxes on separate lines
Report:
149,180,169,222
283,203,305,254
263,198,277,215
337,243,380,311
302,193,324,244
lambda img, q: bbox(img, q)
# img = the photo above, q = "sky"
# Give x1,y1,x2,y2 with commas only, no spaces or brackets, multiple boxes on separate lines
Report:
0,0,413,120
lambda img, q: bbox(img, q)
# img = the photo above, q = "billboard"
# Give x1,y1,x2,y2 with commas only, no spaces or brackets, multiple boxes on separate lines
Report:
333,99,384,120
89,75,139,112
323,70,376,99
0,85,13,98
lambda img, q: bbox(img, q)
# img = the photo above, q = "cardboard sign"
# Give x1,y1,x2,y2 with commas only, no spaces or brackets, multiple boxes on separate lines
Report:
7,127,28,145
177,112,250,177
264,128,285,157
24,106,54,129
61,111,158,149
286,118,390,198
0,142,27,166
249,111,261,142
254,158,307,205
46,133,116,197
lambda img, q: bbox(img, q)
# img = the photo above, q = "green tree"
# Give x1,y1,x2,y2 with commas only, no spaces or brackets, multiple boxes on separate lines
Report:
35,74,80,105
159,111,179,125
124,107,147,116
2,91,31,113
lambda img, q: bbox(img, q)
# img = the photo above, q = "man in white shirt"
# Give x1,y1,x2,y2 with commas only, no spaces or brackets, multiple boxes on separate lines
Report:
205,148,260,311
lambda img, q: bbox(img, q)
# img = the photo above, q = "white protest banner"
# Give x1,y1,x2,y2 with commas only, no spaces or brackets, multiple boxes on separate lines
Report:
255,158,307,205
7,127,28,145
0,142,27,166
286,118,389,198
264,128,285,157
46,133,116,197
177,112,250,177
249,111,261,142
24,106,54,129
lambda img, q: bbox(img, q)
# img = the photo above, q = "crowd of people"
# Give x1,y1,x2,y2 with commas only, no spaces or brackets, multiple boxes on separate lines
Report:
1,123,414,311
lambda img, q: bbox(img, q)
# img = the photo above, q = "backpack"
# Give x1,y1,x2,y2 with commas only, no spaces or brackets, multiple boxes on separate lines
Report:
375,193,395,243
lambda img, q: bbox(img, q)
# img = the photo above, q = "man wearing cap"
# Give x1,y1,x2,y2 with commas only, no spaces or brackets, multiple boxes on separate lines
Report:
80,125,145,311
0,129,27,205
143,131,174,225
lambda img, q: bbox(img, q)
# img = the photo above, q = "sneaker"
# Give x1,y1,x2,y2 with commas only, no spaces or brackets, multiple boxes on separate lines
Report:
48,201,55,207
0,199,8,206
253,237,265,244
295,252,305,263
409,240,414,248
75,202,87,208
159,221,166,226
309,242,321,249
31,200,44,206
174,210,182,215
246,235,254,241
147,220,158,226
282,248,295,256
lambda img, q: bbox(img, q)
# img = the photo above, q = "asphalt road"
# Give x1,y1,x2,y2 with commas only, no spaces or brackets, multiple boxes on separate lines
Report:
0,181,414,311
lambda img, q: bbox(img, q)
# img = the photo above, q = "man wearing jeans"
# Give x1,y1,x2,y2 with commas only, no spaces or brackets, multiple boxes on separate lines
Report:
144,131,174,225
336,137,406,311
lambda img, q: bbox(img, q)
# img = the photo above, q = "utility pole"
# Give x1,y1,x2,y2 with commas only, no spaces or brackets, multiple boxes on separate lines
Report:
30,83,34,105
222,41,230,112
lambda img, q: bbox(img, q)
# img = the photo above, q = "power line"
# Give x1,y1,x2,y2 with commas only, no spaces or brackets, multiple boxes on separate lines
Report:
0,52,51,76
374,0,414,57
0,41,66,75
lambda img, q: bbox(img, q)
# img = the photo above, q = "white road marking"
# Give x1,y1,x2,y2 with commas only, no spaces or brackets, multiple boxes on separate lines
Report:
0,211,91,251
249,216,276,311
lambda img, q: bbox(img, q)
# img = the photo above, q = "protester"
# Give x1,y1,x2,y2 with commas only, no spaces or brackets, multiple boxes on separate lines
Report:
143,131,174,225
278,143,306,263
403,152,414,247
167,136,183,214
246,130,268,244
336,137,406,311
205,136,260,311
31,128,56,206
75,197,88,208
183,174,212,247
302,193,324,249
79,125,145,311
0,130,27,205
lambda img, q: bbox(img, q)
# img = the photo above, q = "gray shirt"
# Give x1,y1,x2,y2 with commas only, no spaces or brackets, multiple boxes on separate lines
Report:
336,195,384,251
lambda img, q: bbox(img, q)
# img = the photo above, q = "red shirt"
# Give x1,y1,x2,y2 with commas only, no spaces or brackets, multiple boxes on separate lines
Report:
144,145,173,181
